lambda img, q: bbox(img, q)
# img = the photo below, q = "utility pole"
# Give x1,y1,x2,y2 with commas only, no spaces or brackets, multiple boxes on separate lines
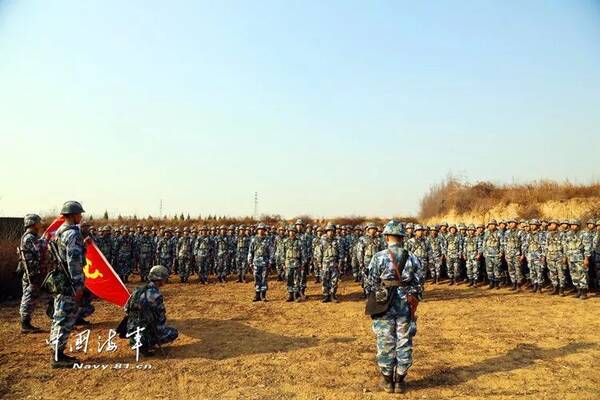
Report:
159,199,163,218
254,192,258,219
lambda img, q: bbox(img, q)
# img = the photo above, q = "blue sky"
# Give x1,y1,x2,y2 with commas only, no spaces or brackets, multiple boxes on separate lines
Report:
1,0,599,218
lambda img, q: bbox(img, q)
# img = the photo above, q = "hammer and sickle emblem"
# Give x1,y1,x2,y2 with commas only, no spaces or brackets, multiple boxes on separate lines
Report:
84,259,104,279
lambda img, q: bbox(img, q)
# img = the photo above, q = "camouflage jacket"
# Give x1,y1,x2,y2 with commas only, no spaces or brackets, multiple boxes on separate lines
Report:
18,230,43,279
247,236,273,266
522,231,546,261
319,236,340,266
56,223,86,291
283,237,304,269
461,234,480,260
406,237,430,263
501,229,522,257
480,230,502,258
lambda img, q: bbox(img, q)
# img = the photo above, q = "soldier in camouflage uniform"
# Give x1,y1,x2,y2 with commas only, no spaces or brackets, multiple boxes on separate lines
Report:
194,226,211,284
297,220,313,297
544,220,566,295
114,226,135,283
49,201,86,368
480,220,503,289
564,220,591,299
137,227,156,282
226,225,237,276
176,227,194,283
357,222,385,288
215,226,229,282
95,226,113,265
445,225,462,285
236,225,251,283
462,224,480,287
582,219,597,290
592,220,600,290
283,225,305,301
522,219,546,293
427,225,446,284
124,265,178,357
156,228,176,275
364,221,422,394
18,214,44,333
248,223,273,301
502,218,523,290
318,223,341,303
274,226,286,281
312,226,323,283
350,225,363,282
406,225,429,286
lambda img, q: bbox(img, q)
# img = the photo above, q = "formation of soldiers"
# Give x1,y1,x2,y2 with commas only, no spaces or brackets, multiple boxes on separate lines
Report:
83,217,600,300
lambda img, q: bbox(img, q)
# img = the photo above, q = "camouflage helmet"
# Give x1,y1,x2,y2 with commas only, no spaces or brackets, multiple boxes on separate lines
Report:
433,224,440,231
382,220,405,237
467,224,476,231
414,224,424,231
457,223,466,230
143,226,151,232
148,265,169,281
295,219,304,225
487,219,497,226
449,224,457,230
164,227,172,233
183,226,190,232
529,219,540,226
136,224,143,228
548,219,559,225
587,219,596,225
506,218,516,224
596,219,600,226
406,222,414,229
560,220,569,226
316,226,323,232
24,214,41,228
256,223,267,230
477,224,485,229
60,201,85,215
570,219,581,226
365,222,378,230
324,223,336,232
441,221,449,227
102,225,112,232
354,225,363,232
288,225,298,233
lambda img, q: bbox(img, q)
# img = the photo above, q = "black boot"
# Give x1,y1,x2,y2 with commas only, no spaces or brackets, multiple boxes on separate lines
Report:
580,288,588,300
531,283,538,292
559,287,565,296
379,374,394,393
286,292,294,302
394,373,407,394
496,281,501,290
511,282,517,291
51,349,78,368
575,288,581,298
300,288,306,301
252,291,261,302
20,318,42,334
468,279,474,287
489,281,495,289
260,290,268,302
75,317,91,326
550,286,558,295
449,279,454,286
331,291,339,303
322,294,331,303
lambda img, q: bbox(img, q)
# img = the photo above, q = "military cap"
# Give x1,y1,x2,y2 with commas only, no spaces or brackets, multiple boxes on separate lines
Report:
60,201,85,215
24,214,41,228
382,220,405,237
148,265,169,281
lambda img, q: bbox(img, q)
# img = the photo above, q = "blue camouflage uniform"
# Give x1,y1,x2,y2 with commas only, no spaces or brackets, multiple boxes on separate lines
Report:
18,230,45,323
247,235,273,293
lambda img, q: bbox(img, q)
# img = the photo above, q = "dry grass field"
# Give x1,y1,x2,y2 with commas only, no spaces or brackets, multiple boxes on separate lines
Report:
1,274,600,400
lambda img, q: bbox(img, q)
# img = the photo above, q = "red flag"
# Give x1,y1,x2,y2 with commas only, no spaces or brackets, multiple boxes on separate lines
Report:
43,215,65,239
84,241,131,307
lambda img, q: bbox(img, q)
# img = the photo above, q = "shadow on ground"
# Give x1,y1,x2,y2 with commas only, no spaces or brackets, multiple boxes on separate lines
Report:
410,342,595,390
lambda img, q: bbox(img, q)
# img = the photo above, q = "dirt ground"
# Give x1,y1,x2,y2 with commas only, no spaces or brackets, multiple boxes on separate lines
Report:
1,274,599,400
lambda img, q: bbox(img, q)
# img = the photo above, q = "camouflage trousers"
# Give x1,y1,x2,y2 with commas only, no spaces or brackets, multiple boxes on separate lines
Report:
484,256,502,282
568,257,588,289
159,257,174,275
77,291,95,320
546,258,566,288
372,296,415,377
49,294,79,352
446,257,460,279
506,254,523,284
465,258,479,281
116,256,133,280
286,265,301,293
216,255,228,279
592,255,600,287
313,258,321,279
153,325,178,346
226,253,235,274
528,258,544,285
236,255,248,279
429,257,443,279
138,254,153,280
253,263,268,292
321,262,339,295
196,256,210,282
19,278,41,321
351,257,360,278
178,257,193,281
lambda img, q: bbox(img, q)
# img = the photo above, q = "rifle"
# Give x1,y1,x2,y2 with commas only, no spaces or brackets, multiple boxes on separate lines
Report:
42,240,76,297
16,246,31,285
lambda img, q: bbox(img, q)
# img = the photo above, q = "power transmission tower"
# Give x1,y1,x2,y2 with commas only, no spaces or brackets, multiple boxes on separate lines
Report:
254,192,258,219
159,199,163,218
